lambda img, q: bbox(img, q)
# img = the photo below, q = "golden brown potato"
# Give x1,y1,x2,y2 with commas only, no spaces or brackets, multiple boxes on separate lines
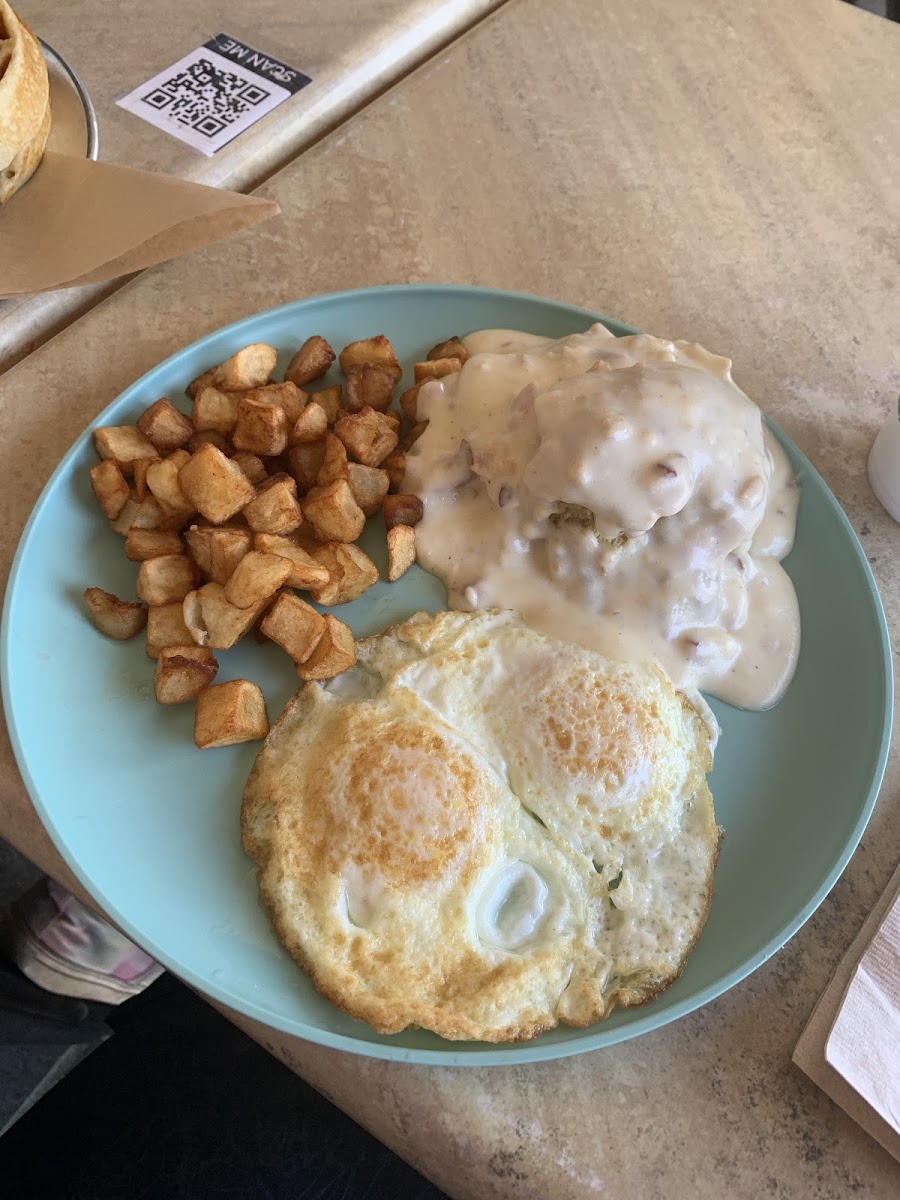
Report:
154,646,219,705
287,441,326,492
232,394,289,457
208,526,253,585
129,495,167,531
315,432,349,486
249,381,307,427
300,479,365,543
382,493,424,529
147,601,197,658
426,336,467,365
400,421,428,451
399,382,424,424
132,457,158,502
259,592,325,663
108,499,140,537
194,679,269,749
224,551,292,609
334,408,398,467
83,588,148,641
146,450,194,518
381,449,407,493
243,475,303,536
186,365,218,401
125,529,185,562
308,385,343,425
136,554,197,606
214,343,277,391
178,444,256,524
296,614,356,681
92,426,159,477
309,542,378,605
346,463,389,517
231,452,268,486
137,398,194,454
386,524,417,582
414,357,464,383
252,534,330,589
338,335,402,382
183,524,214,575
189,582,267,650
289,402,328,445
188,430,233,456
89,460,130,520
192,386,241,435
344,364,396,414
382,410,401,436
284,336,335,387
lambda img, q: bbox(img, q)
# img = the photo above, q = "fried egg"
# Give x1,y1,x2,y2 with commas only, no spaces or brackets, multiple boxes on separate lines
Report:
242,610,719,1042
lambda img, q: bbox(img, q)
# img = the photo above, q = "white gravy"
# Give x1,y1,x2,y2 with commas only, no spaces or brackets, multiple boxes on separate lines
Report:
404,325,800,711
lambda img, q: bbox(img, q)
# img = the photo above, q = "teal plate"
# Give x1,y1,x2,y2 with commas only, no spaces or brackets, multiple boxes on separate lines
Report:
1,286,892,1064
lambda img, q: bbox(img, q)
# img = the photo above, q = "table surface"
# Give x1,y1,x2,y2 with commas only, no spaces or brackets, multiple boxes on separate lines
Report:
0,0,498,372
3,0,900,1195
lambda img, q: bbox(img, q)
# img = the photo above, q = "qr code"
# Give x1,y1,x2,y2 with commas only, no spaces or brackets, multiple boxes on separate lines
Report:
141,57,271,139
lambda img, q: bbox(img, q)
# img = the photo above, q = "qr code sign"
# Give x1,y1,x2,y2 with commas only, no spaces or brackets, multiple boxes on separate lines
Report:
117,37,309,155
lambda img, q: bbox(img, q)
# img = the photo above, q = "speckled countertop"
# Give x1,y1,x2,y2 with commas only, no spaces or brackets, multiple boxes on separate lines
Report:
1,0,900,1194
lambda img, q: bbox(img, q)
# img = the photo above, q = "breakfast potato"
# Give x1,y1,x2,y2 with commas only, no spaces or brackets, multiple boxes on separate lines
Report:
315,432,349,486
284,336,335,387
381,449,407,492
154,645,218,705
214,343,277,391
338,335,402,383
382,493,423,529
232,452,268,485
300,479,365,543
386,524,417,582
146,601,196,658
414,357,464,383
188,430,233,456
137,399,194,454
253,534,330,589
399,382,424,424
224,551,292,609
89,460,130,520
132,457,158,502
92,425,159,477
400,421,428,451
251,381,307,427
287,441,326,491
243,475,303,535
232,394,289,457
295,614,356,681
136,554,197,606
290,401,328,445
346,463,389,517
128,495,167,531
83,588,148,641
125,529,185,562
208,526,253,585
344,364,396,414
183,524,214,575
426,336,467,365
333,408,398,467
145,450,194,518
309,542,378,605
260,592,325,663
308,385,342,425
192,386,241,436
189,582,267,649
186,365,218,401
382,410,401,436
194,679,269,749
178,444,256,524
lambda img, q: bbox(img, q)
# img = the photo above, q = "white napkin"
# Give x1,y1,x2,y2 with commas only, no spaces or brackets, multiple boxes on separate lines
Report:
794,859,900,1160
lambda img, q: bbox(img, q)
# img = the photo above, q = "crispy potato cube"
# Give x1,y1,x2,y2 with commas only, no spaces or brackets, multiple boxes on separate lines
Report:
414,357,463,383
130,495,166,531
381,449,407,492
315,433,348,487
285,336,335,387
147,601,196,658
188,431,233,458
387,524,417,582
249,381,307,427
382,493,424,529
178,444,256,524
400,421,428,451
427,336,467,364
154,646,218,705
126,529,185,562
214,343,277,391
136,554,197,606
338,335,401,382
252,534,330,589
89,460,130,520
301,479,365,543
309,385,342,425
109,498,140,536
232,394,289,457
146,450,194,517
399,382,424,424
346,463,389,517
344,364,396,414
296,614,356,681
137,398,194,454
83,588,147,641
290,401,328,445
309,542,378,605
132,457,158,502
92,426,159,477
209,526,253,585
183,524,214,574
382,410,401,436
259,592,325,662
334,408,398,467
243,475,303,535
287,442,326,491
196,582,268,649
194,679,268,749
232,451,268,486
224,551,292,609
186,365,217,400
192,386,240,435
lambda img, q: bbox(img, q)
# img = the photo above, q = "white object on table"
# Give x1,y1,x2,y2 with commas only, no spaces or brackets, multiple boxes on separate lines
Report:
868,399,900,522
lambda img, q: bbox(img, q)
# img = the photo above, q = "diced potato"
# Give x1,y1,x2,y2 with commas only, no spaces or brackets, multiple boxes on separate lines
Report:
381,449,407,492
334,408,398,467
186,365,217,401
83,588,148,641
214,343,277,391
301,479,365,543
253,534,330,589
178,444,256,524
338,335,402,382
109,498,140,536
232,394,289,457
132,457,158,501
208,526,253,585
192,582,267,649
188,430,233,456
382,410,401,436
232,451,268,485
259,592,325,662
309,542,378,605
400,421,428,451
192,386,241,435
426,336,467,365
224,551,292,609
315,432,348,486
284,336,335,387
125,529,185,562
296,614,357,681
147,601,196,658
287,441,326,491
308,385,342,425
344,364,396,413
243,475,303,535
136,554,197,606
414,357,464,383
92,425,159,477
137,398,194,454
289,401,328,445
130,495,167,531
146,450,194,518
249,381,307,427
154,646,218,705
89,460,130,520
386,524,417,582
183,524,215,574
194,679,269,749
346,463,389,517
399,382,424,424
